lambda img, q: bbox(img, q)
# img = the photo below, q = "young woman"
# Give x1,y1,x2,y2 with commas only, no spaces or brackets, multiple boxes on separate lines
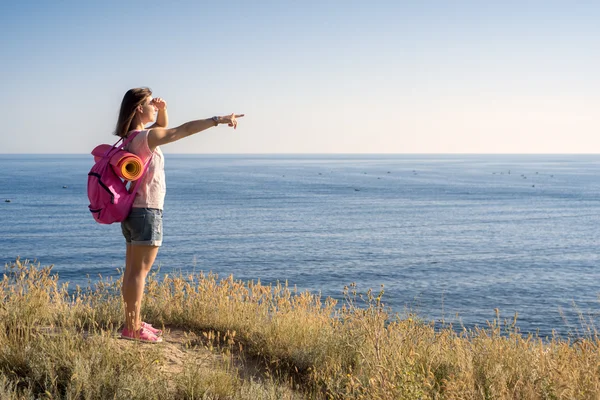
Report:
115,87,243,342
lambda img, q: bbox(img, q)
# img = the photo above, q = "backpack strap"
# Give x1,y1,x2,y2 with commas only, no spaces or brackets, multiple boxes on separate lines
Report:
103,130,143,158
121,130,143,147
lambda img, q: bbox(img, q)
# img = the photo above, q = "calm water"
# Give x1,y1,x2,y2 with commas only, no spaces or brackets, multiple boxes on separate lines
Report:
1,154,600,337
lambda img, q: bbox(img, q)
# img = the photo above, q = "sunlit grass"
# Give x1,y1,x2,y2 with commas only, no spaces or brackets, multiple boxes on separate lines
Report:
1,258,599,399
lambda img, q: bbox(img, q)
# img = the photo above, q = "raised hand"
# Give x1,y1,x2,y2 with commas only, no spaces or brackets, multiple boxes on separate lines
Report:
151,97,168,110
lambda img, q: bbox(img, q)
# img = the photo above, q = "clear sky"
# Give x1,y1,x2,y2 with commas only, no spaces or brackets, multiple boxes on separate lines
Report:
1,1,598,154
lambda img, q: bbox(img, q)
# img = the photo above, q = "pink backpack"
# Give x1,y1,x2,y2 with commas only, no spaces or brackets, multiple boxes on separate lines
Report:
87,131,150,224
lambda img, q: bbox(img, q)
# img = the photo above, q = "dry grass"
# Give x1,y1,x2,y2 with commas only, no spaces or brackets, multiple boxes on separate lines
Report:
1,258,600,399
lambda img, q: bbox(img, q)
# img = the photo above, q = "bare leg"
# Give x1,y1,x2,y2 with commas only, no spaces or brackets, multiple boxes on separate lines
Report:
122,244,159,331
122,244,133,328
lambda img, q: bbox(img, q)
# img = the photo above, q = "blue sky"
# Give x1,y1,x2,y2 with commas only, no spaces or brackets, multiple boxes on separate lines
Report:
1,1,598,153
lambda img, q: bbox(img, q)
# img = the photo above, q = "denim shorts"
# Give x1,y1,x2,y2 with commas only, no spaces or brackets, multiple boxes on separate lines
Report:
121,208,163,246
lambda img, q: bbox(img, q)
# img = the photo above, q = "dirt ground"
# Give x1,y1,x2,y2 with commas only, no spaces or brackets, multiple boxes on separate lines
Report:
113,326,275,390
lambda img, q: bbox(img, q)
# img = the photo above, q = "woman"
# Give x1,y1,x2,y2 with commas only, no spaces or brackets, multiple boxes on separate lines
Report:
115,87,243,342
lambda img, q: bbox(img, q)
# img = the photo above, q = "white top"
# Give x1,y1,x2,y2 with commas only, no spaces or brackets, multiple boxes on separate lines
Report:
124,130,166,210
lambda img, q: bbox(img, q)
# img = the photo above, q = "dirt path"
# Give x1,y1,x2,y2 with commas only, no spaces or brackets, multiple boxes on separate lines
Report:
113,327,275,392
114,327,224,373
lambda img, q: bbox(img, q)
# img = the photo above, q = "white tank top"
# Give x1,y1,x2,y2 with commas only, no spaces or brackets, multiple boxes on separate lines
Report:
124,129,166,210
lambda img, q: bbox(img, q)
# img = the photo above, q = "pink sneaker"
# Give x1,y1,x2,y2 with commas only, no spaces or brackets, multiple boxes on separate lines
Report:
141,322,163,336
121,327,162,343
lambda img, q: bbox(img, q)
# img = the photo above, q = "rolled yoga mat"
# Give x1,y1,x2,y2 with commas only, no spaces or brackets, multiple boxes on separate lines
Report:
92,144,144,181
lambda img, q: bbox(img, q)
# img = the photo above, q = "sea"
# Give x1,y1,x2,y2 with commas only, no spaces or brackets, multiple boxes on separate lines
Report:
1,154,600,338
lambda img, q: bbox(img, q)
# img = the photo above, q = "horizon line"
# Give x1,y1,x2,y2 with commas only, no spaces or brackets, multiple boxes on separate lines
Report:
1,153,600,156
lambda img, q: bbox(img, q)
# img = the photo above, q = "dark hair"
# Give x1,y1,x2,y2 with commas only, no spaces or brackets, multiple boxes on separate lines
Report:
114,87,152,137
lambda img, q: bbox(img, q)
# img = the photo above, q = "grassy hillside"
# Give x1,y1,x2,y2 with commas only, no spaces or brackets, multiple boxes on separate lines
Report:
1,259,598,399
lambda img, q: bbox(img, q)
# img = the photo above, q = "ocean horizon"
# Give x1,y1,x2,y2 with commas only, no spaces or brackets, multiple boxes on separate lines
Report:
2,153,600,338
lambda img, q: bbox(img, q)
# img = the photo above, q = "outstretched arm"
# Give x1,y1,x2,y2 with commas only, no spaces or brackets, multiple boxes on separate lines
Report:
147,113,244,150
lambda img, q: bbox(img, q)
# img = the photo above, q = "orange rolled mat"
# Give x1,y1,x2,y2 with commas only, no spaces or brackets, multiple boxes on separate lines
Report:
92,145,144,181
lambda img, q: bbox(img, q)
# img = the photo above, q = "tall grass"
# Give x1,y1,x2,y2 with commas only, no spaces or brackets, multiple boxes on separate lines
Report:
2,258,600,399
